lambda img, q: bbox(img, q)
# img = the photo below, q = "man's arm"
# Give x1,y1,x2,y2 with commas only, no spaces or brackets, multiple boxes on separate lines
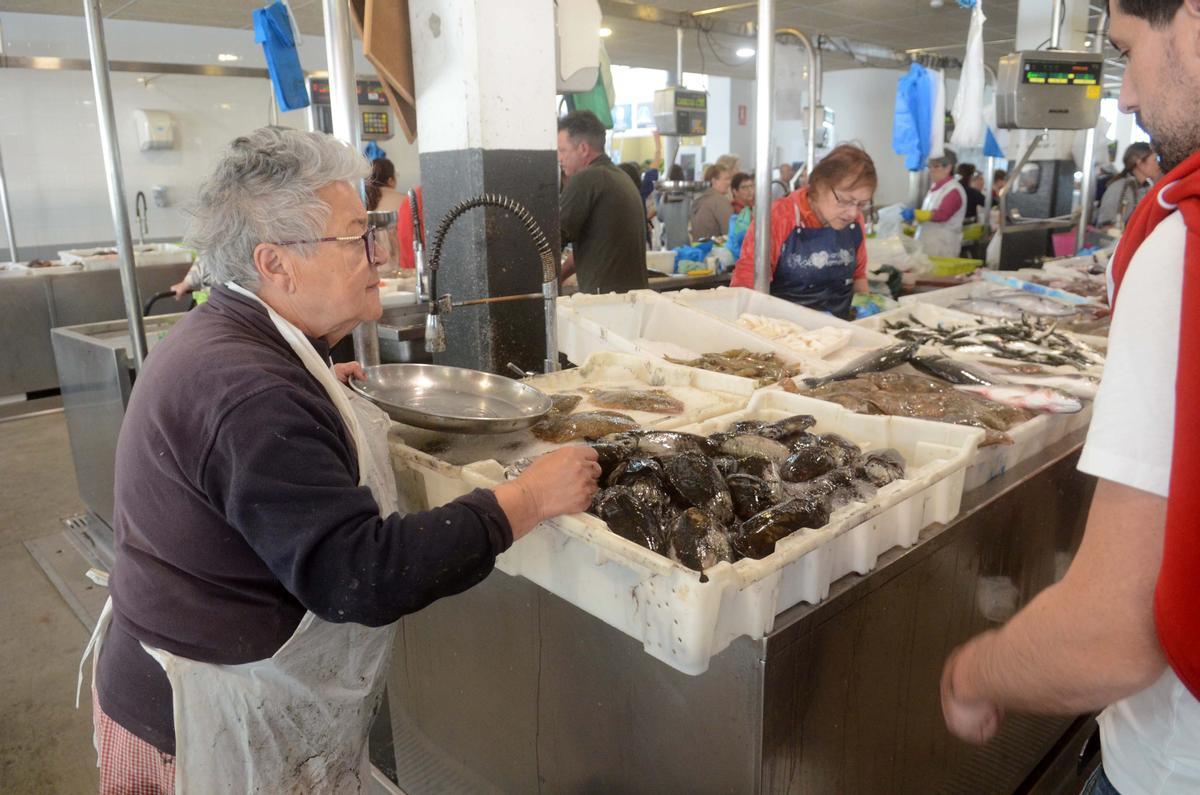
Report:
943,479,1168,738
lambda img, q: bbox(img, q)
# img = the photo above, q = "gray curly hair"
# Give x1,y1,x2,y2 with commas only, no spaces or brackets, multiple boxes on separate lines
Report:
186,127,370,287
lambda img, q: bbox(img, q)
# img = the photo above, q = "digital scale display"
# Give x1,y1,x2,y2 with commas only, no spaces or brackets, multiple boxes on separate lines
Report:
676,95,706,109
1022,60,1101,86
361,111,390,136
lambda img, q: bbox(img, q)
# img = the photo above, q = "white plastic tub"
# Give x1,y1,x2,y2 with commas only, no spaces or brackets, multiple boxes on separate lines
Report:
964,406,1093,489
390,390,982,675
664,286,896,368
388,351,757,509
557,289,831,375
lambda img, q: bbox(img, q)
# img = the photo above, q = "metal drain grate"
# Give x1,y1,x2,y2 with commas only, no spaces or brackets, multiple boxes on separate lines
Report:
62,514,89,530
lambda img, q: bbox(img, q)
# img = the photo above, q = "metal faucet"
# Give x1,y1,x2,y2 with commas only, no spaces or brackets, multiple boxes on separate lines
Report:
424,193,560,373
407,188,426,301
134,191,148,246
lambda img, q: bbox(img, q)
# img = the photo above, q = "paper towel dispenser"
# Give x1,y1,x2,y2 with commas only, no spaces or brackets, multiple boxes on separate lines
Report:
556,0,601,92
132,109,176,151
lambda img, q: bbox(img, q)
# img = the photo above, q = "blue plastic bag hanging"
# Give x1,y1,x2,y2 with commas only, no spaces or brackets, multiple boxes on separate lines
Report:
364,141,388,161
984,126,1006,159
254,1,309,112
893,63,934,172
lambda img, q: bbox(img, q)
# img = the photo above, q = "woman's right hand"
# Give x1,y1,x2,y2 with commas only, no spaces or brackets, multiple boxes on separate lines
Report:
494,446,601,540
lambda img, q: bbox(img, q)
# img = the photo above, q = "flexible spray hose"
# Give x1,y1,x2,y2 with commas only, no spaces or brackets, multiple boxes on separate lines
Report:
425,193,557,308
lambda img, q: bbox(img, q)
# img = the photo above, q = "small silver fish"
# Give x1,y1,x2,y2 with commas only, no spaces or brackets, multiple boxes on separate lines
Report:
955,384,1083,414
950,299,1024,320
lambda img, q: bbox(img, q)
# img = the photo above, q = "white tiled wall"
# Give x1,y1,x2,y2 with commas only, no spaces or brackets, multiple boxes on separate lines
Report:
0,12,422,252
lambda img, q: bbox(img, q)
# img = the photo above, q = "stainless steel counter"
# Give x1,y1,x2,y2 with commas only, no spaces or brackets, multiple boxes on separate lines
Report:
382,431,1097,794
0,262,192,396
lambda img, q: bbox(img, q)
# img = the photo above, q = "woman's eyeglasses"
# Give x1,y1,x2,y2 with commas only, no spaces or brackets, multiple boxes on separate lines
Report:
832,188,873,212
274,226,381,263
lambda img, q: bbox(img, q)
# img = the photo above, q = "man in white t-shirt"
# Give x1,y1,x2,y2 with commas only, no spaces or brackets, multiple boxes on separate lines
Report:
939,2,1200,793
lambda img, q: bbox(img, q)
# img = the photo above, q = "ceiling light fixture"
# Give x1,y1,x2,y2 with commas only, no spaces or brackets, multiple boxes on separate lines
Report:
736,46,756,58
598,27,612,38
218,53,240,62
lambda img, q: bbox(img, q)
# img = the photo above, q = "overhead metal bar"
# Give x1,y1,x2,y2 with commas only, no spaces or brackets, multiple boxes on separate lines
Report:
82,0,147,368
752,0,774,294
0,54,272,78
775,28,818,177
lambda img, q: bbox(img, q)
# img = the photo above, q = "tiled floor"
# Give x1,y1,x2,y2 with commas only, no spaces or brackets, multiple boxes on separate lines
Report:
0,411,100,792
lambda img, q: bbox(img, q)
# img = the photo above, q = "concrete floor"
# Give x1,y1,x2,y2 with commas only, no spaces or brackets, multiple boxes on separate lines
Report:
0,411,100,792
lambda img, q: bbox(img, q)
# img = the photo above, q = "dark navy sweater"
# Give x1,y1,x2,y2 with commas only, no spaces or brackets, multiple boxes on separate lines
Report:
96,286,512,754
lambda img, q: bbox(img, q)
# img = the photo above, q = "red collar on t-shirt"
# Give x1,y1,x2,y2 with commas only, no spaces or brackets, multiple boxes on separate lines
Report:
1109,149,1200,702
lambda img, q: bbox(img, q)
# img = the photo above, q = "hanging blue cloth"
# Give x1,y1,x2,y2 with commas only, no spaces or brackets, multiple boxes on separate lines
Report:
893,63,934,172
984,125,1006,159
364,141,388,161
254,1,309,112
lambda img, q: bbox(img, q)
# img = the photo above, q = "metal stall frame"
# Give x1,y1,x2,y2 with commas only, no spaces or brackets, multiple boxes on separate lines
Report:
82,0,147,368
751,0,775,294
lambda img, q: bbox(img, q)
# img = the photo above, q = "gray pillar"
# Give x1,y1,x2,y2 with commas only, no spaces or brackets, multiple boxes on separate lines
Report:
410,0,557,374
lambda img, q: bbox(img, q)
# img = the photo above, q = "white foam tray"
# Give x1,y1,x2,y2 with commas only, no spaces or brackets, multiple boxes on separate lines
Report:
663,286,896,368
556,289,830,374
389,390,981,675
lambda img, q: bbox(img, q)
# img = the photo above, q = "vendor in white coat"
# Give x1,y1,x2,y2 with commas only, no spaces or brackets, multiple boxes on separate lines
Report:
903,150,968,258
79,127,600,792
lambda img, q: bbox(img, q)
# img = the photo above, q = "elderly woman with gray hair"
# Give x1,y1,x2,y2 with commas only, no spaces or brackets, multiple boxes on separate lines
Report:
80,127,600,792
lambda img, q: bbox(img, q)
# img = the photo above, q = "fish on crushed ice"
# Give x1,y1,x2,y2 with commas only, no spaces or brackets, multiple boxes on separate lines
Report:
580,387,685,415
954,384,1083,414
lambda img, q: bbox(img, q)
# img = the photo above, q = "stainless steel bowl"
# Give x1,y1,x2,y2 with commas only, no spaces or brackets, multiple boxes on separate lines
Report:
349,363,553,434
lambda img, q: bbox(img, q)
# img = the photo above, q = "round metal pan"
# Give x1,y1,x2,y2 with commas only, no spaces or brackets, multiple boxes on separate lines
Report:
349,363,552,434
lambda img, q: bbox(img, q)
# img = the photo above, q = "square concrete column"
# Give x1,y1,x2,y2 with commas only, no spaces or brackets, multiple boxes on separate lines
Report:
410,0,559,374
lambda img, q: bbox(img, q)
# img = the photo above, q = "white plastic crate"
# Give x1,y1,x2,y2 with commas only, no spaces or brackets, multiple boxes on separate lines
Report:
389,390,982,675
388,351,757,510
557,289,829,374
963,405,1093,489
858,301,1105,369
664,286,896,368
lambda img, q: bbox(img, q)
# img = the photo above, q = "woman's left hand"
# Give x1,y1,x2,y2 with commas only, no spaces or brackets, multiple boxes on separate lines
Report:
333,362,367,384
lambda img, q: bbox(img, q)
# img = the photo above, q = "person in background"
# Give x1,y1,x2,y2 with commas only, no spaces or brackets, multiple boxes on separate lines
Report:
903,150,967,257
771,162,795,199
957,163,987,223
365,157,404,215
655,164,691,249
639,132,664,205
730,172,755,215
690,164,735,240
991,168,1008,202
941,2,1200,793
1097,142,1163,227
731,144,874,317
557,110,648,294
85,127,601,791
715,153,741,176
618,161,653,246
726,173,756,261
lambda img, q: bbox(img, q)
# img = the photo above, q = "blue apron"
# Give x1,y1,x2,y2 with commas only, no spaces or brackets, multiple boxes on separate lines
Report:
770,204,860,318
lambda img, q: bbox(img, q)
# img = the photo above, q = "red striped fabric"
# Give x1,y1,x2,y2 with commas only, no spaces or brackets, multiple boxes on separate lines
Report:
92,690,176,795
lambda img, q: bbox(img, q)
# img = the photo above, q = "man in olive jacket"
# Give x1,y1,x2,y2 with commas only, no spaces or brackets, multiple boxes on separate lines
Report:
557,110,648,294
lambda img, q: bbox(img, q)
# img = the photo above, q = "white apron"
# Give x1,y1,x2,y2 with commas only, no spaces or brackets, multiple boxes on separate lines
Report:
79,283,400,793
917,177,968,258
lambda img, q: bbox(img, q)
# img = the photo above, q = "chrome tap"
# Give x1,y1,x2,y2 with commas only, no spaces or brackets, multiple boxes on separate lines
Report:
407,188,427,302
134,191,148,246
424,193,560,373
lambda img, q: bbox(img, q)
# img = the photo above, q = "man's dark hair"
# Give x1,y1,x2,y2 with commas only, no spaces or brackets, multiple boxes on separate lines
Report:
731,172,753,191
557,110,607,152
1111,0,1184,27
